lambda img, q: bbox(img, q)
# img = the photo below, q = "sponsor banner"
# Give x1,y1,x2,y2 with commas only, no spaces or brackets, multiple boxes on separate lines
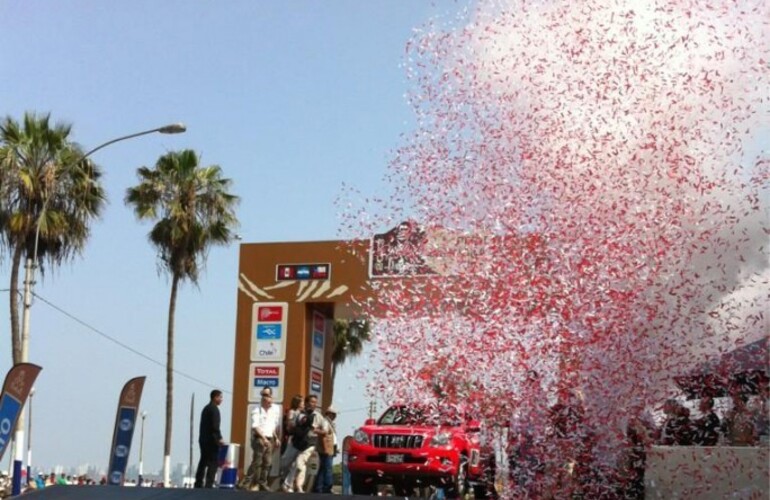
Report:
0,363,42,463
313,314,325,334
310,311,326,370
257,324,282,340
308,367,323,400
108,376,146,486
249,363,285,403
276,263,331,281
257,306,283,322
251,302,288,362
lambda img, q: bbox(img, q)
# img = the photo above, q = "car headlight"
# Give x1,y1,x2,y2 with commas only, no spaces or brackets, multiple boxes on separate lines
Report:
354,429,370,445
430,432,450,446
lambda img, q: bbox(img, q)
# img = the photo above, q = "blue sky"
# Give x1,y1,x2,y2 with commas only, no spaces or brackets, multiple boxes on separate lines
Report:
0,0,462,475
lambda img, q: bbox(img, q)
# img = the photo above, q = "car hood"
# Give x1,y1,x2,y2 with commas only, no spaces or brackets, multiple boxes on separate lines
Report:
361,424,460,435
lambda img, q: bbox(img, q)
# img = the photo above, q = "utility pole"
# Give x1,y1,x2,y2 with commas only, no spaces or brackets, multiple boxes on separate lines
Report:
189,393,194,488
368,400,377,419
138,412,147,485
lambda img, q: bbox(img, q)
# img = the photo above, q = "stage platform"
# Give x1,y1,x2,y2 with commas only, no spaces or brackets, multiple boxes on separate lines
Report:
23,485,375,499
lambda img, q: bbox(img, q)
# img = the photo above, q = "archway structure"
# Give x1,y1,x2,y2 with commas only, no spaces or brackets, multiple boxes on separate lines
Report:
231,238,374,471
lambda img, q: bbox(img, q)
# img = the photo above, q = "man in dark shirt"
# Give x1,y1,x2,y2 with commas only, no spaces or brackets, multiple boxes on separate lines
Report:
693,397,720,446
660,399,693,446
195,390,224,488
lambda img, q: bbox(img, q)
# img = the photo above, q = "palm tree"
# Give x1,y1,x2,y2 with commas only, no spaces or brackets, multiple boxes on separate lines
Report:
331,318,372,385
0,112,105,364
125,149,238,485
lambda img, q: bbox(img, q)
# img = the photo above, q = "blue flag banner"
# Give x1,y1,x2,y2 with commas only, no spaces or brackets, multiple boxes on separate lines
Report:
0,363,42,463
107,376,146,486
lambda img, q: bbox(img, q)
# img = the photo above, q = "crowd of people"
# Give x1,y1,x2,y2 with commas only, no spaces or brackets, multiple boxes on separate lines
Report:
1,471,106,497
659,389,768,448
238,389,338,494
505,371,769,499
193,387,338,493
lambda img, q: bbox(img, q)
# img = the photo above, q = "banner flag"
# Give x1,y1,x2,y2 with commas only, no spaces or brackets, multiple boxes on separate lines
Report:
107,376,146,486
0,363,42,463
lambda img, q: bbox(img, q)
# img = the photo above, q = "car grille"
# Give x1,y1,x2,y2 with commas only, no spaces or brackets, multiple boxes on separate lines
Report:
372,434,424,449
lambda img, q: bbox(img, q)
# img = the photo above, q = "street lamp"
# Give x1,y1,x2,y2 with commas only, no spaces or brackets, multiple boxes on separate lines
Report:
25,387,34,485
11,123,186,496
139,411,147,485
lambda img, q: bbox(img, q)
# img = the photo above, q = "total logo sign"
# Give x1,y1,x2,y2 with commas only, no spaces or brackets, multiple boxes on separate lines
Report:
251,302,288,362
249,363,285,403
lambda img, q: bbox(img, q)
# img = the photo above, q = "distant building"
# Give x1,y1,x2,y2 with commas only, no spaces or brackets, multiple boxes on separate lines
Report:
171,462,188,487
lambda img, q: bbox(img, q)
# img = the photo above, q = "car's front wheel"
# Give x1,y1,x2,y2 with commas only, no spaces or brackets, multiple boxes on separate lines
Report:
351,473,376,496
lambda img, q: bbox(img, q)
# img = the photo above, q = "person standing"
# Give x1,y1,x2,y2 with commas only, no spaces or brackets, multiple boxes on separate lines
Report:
509,370,548,497
692,397,720,446
722,391,757,446
195,390,224,488
279,395,305,491
659,399,693,446
239,387,282,491
313,405,338,493
292,395,322,493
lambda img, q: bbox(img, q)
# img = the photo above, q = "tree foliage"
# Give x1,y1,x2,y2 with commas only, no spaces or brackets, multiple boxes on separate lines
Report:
0,112,105,363
331,318,372,384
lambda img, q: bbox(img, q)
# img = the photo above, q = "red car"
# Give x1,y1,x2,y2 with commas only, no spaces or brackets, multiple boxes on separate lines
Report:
347,405,493,498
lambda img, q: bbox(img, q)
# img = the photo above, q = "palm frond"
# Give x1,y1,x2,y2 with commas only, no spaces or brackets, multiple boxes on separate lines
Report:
126,149,239,284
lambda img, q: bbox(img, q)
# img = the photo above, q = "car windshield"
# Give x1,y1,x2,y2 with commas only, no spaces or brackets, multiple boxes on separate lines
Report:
378,406,463,426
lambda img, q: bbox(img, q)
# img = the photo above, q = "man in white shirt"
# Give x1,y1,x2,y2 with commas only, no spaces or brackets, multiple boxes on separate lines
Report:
238,387,282,491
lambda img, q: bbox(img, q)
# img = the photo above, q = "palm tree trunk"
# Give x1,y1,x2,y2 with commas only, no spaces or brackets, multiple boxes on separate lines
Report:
9,245,23,364
163,273,180,486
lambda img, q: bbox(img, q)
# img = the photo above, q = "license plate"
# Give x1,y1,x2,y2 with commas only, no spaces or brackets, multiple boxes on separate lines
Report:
386,454,404,464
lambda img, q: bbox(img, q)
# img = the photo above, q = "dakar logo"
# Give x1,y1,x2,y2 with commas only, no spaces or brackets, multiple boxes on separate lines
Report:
125,383,138,405
9,371,26,397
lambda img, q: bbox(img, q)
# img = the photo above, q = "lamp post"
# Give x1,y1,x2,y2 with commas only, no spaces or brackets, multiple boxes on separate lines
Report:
12,123,186,496
25,388,34,485
138,411,147,485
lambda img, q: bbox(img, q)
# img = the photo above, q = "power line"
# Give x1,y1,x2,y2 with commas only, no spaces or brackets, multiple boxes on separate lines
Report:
32,292,231,394
22,291,373,407
338,406,369,415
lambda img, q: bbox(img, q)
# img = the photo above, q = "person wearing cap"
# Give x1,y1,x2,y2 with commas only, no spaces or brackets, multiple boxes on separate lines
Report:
239,387,281,491
312,405,338,494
